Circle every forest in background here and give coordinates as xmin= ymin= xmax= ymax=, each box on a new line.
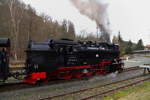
xmin=0 ymin=0 xmax=144 ymax=60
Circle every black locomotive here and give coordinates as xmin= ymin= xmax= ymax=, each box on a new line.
xmin=24 ymin=38 xmax=123 ymax=84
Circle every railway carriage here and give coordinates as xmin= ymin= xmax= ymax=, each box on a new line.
xmin=0 ymin=38 xmax=10 ymax=82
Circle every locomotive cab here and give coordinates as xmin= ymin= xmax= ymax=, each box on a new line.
xmin=0 ymin=38 xmax=10 ymax=81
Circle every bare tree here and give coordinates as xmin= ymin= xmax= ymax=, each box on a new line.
xmin=8 ymin=0 xmax=24 ymax=60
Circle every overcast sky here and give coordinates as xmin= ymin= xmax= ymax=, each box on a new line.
xmin=22 ymin=0 xmax=150 ymax=45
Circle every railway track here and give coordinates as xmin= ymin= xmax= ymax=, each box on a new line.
xmin=0 ymin=66 xmax=143 ymax=93
xmin=123 ymin=66 xmax=142 ymax=72
xmin=40 ymin=69 xmax=149 ymax=100
xmin=0 ymin=75 xmax=95 ymax=93
xmin=80 ymin=77 xmax=150 ymax=100
xmin=0 ymin=78 xmax=85 ymax=92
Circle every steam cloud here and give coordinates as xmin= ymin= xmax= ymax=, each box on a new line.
xmin=71 ymin=0 xmax=110 ymax=42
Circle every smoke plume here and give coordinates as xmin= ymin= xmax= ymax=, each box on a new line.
xmin=71 ymin=0 xmax=110 ymax=42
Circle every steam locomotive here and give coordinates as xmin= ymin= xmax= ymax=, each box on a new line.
xmin=0 ymin=38 xmax=123 ymax=84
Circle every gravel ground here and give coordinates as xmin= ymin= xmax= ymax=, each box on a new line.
xmin=0 ymin=69 xmax=145 ymax=100
xmin=123 ymin=56 xmax=150 ymax=68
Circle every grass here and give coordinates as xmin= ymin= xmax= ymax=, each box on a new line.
xmin=103 ymin=80 xmax=150 ymax=100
